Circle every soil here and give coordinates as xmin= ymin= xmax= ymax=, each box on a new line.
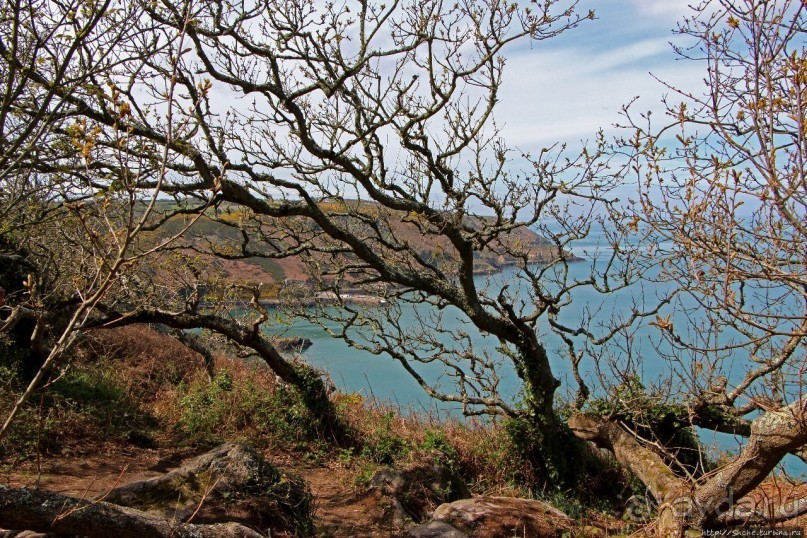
xmin=1 ymin=445 xmax=398 ymax=537
xmin=303 ymin=465 xmax=398 ymax=537
xmin=1 ymin=445 xmax=805 ymax=537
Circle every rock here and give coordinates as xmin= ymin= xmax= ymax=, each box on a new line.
xmin=581 ymin=525 xmax=607 ymax=537
xmin=406 ymin=521 xmax=468 ymax=537
xmin=368 ymin=463 xmax=471 ymax=503
xmin=105 ymin=443 xmax=312 ymax=535
xmin=368 ymin=462 xmax=471 ymax=524
xmin=274 ymin=337 xmax=313 ymax=351
xmin=428 ymin=496 xmax=574 ymax=538
xmin=0 ymin=485 xmax=266 ymax=538
xmin=368 ymin=467 xmax=408 ymax=496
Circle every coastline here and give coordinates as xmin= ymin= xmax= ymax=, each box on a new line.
xmin=260 ymin=293 xmax=388 ymax=308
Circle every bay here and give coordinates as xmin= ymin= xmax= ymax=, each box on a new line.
xmin=262 ymin=228 xmax=806 ymax=477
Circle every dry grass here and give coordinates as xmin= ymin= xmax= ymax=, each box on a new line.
xmin=335 ymin=394 xmax=546 ymax=497
xmin=3 ymin=324 xmax=803 ymax=536
xmin=83 ymin=325 xmax=206 ymax=397
xmin=4 ymin=325 xmax=616 ymax=508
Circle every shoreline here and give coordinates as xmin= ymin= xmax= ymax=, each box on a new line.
xmin=259 ymin=293 xmax=388 ymax=308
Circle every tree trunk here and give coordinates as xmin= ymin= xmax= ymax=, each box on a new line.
xmin=509 ymin=336 xmax=583 ymax=487
xmin=519 ymin=340 xmax=560 ymax=424
xmin=693 ymin=398 xmax=807 ymax=528
xmin=568 ymin=398 xmax=807 ymax=534
xmin=0 ymin=485 xmax=265 ymax=538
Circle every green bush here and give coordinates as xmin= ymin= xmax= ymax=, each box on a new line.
xmin=0 ymin=363 xmax=153 ymax=459
xmin=0 ymin=333 xmax=27 ymax=383
xmin=0 ymin=364 xmax=39 ymax=458
xmin=177 ymin=368 xmax=330 ymax=450
xmin=178 ymin=370 xmax=236 ymax=440
xmin=360 ymin=411 xmax=411 ymax=465
xmin=420 ymin=428 xmax=458 ymax=466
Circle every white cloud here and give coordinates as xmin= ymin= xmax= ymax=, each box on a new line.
xmin=591 ymin=38 xmax=674 ymax=72
xmin=482 ymin=0 xmax=710 ymax=149
xmin=495 ymin=39 xmax=704 ymax=149
xmin=627 ymin=0 xmax=696 ymax=18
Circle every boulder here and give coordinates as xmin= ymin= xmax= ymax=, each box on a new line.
xmin=105 ymin=443 xmax=312 ymax=535
xmin=406 ymin=520 xmax=468 ymax=537
xmin=273 ymin=337 xmax=313 ymax=351
xmin=0 ymin=485 xmax=266 ymax=538
xmin=425 ymin=496 xmax=574 ymax=537
xmin=368 ymin=462 xmax=471 ymax=525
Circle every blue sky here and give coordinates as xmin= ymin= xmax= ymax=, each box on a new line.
xmin=497 ymin=0 xmax=704 ymax=149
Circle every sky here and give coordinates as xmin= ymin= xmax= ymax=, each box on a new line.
xmin=496 ymin=0 xmax=705 ymax=150
xmin=198 ymin=0 xmax=711 ymax=206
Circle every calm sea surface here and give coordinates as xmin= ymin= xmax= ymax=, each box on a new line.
xmin=262 ymin=228 xmax=806 ymax=476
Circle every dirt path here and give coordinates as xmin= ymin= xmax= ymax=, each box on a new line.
xmin=0 ymin=445 xmax=189 ymax=497
xmin=297 ymin=465 xmax=397 ymax=537
xmin=4 ymin=447 xmax=804 ymax=536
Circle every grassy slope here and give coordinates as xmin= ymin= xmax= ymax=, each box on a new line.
xmin=2 ymin=326 xmax=805 ymax=536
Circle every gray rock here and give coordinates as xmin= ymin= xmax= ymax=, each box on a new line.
xmin=368 ymin=461 xmax=471 ymax=528
xmin=368 ymin=462 xmax=471 ymax=503
xmin=368 ymin=466 xmax=408 ymax=496
xmin=105 ymin=443 xmax=311 ymax=533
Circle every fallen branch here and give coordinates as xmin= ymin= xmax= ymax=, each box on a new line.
xmin=569 ymin=398 xmax=807 ymax=534
xmin=718 ymin=497 xmax=807 ymax=527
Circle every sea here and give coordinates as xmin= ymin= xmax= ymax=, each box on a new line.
xmin=261 ymin=225 xmax=807 ymax=477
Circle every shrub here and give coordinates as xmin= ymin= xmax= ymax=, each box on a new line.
xmin=175 ymin=364 xmax=331 ymax=452
xmin=359 ymin=411 xmax=412 ymax=465
xmin=0 ymin=361 xmax=153 ymax=460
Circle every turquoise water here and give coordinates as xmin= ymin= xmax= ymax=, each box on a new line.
xmin=262 ymin=231 xmax=806 ymax=477
xmin=281 ymin=261 xmax=628 ymax=409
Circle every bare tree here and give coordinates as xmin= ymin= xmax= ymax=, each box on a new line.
xmin=0 ymin=0 xmax=220 ymax=439
xmin=0 ymin=0 xmax=367 ymax=446
xmin=569 ymin=1 xmax=807 ymax=534
xmin=4 ymin=0 xmax=660 ymax=483
xmin=76 ymin=0 xmax=656 ymax=478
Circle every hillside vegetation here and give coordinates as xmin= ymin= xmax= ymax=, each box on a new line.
xmin=0 ymin=325 xmax=627 ymax=537
xmin=150 ymin=201 xmax=568 ymax=291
